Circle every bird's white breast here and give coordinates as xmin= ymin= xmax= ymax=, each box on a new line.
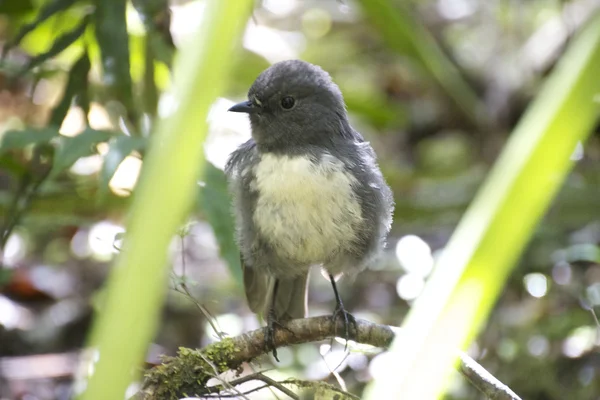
xmin=252 ymin=153 xmax=362 ymax=264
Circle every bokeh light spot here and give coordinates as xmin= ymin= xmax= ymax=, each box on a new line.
xmin=527 ymin=335 xmax=549 ymax=358
xmin=395 ymin=235 xmax=434 ymax=277
xmin=562 ymin=326 xmax=597 ymax=358
xmin=552 ymin=261 xmax=572 ymax=285
xmin=88 ymin=221 xmax=125 ymax=261
xmin=109 ymin=156 xmax=142 ymax=196
xmin=396 ymin=273 xmax=425 ymax=301
xmin=3 ymin=232 xmax=26 ymax=268
xmin=523 ymin=273 xmax=548 ymax=298
xmin=302 ymin=8 xmax=332 ymax=39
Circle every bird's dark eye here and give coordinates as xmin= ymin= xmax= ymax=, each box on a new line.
xmin=280 ymin=96 xmax=295 ymax=109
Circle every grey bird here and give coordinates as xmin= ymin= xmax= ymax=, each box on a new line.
xmin=225 ymin=60 xmax=394 ymax=359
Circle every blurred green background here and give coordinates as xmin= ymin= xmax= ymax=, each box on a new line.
xmin=0 ymin=0 xmax=599 ymax=399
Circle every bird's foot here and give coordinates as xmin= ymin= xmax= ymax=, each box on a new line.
xmin=264 ymin=313 xmax=294 ymax=362
xmin=331 ymin=303 xmax=357 ymax=349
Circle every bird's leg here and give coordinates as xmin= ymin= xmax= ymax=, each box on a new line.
xmin=329 ymin=274 xmax=357 ymax=348
xmin=265 ymin=305 xmax=280 ymax=362
xmin=264 ymin=279 xmax=292 ymax=362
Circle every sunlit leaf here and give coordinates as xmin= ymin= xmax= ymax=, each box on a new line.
xmin=50 ymin=129 xmax=112 ymax=178
xmin=198 ymin=162 xmax=242 ymax=287
xmin=24 ymin=13 xmax=90 ymax=72
xmin=98 ymin=135 xmax=146 ymax=195
xmin=0 ymin=128 xmax=59 ymax=152
xmin=3 ymin=0 xmax=78 ymax=55
xmin=49 ymin=50 xmax=91 ymax=127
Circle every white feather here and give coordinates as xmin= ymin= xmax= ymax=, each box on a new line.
xmin=252 ymin=152 xmax=363 ymax=265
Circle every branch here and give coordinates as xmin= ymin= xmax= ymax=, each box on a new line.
xmin=137 ymin=316 xmax=521 ymax=400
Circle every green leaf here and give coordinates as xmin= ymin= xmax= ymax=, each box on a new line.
xmin=3 ymin=0 xmax=78 ymax=54
xmin=98 ymin=135 xmax=147 ymax=194
xmin=365 ymin=13 xmax=600 ymax=399
xmin=49 ymin=50 xmax=91 ymax=127
xmin=0 ymin=128 xmax=59 ymax=152
xmin=198 ymin=162 xmax=242 ymax=287
xmin=93 ymin=0 xmax=136 ymax=124
xmin=25 ymin=13 xmax=90 ymax=72
xmin=50 ymin=128 xmax=112 ymax=178
xmin=78 ymin=1 xmax=252 ymax=398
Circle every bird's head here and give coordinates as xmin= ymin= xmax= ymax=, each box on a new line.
xmin=229 ymin=60 xmax=350 ymax=150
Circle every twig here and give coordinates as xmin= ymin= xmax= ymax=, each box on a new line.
xmin=138 ymin=316 xmax=522 ymax=400
xmin=218 ymin=372 xmax=299 ymax=400
xmin=197 ymin=351 xmax=250 ymax=400
xmin=1 ymin=147 xmax=51 ymax=252
xmin=457 ymin=351 xmax=522 ymax=400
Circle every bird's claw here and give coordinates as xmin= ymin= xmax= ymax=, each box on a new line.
xmin=332 ymin=304 xmax=357 ymax=349
xmin=264 ymin=315 xmax=294 ymax=362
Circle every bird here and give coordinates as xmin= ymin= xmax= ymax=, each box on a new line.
xmin=225 ymin=60 xmax=394 ymax=359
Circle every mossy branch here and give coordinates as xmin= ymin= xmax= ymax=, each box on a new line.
xmin=137 ymin=316 xmax=521 ymax=400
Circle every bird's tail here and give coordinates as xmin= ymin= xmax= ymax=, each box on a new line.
xmin=243 ymin=266 xmax=309 ymax=321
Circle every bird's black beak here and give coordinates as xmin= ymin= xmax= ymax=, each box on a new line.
xmin=228 ymin=100 xmax=257 ymax=114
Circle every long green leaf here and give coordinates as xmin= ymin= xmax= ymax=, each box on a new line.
xmin=50 ymin=129 xmax=111 ymax=178
xmin=365 ymin=14 xmax=600 ymax=400
xmin=77 ymin=2 xmax=253 ymax=399
xmin=93 ymin=0 xmax=137 ymax=127
xmin=357 ymin=0 xmax=484 ymax=127
xmin=0 ymin=128 xmax=59 ymax=152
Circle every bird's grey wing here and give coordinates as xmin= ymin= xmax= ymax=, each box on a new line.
xmin=224 ymin=138 xmax=257 ymax=177
xmin=226 ymin=139 xmax=268 ymax=312
xmin=241 ymin=254 xmax=271 ymax=314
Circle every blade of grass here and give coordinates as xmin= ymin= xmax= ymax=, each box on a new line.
xmin=357 ymin=0 xmax=485 ymax=128
xmin=365 ymin=13 xmax=600 ymax=400
xmin=77 ymin=2 xmax=252 ymax=400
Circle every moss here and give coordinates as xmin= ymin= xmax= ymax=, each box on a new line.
xmin=142 ymin=339 xmax=241 ymax=399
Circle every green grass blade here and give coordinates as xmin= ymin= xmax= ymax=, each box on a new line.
xmin=365 ymin=13 xmax=600 ymax=400
xmin=77 ymin=2 xmax=252 ymax=399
